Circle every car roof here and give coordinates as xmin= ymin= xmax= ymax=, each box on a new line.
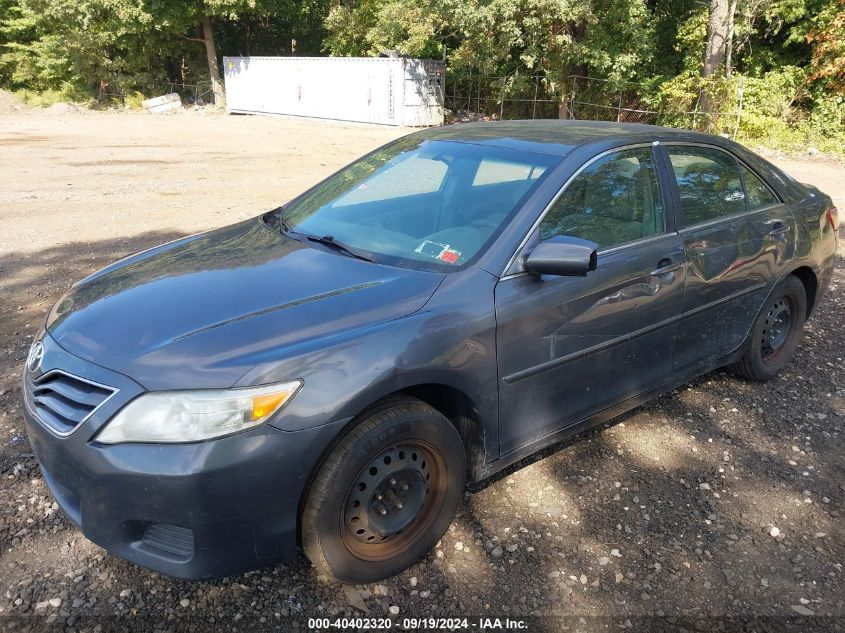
xmin=416 ymin=120 xmax=727 ymax=157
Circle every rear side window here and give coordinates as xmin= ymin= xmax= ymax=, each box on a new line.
xmin=540 ymin=147 xmax=664 ymax=248
xmin=740 ymin=164 xmax=779 ymax=210
xmin=667 ymin=146 xmax=746 ymax=227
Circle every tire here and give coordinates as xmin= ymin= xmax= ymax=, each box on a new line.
xmin=301 ymin=397 xmax=466 ymax=583
xmin=732 ymin=275 xmax=807 ymax=381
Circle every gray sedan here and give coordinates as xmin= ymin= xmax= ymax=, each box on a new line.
xmin=22 ymin=121 xmax=839 ymax=583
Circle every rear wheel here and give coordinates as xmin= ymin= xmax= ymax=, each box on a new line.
xmin=302 ymin=397 xmax=466 ymax=583
xmin=732 ymin=276 xmax=807 ymax=381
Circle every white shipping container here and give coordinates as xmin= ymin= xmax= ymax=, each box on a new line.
xmin=223 ymin=56 xmax=445 ymax=127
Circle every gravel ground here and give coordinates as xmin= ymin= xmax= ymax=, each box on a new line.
xmin=0 ymin=102 xmax=843 ymax=632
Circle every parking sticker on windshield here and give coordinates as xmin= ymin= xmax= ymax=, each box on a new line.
xmin=416 ymin=240 xmax=448 ymax=258
xmin=415 ymin=241 xmax=462 ymax=264
xmin=438 ymin=248 xmax=461 ymax=264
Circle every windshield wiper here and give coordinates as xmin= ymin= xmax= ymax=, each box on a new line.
xmin=268 ymin=211 xmax=375 ymax=263
xmin=266 ymin=209 xmax=295 ymax=236
xmin=280 ymin=218 xmax=297 ymax=236
xmin=302 ymin=233 xmax=376 ymax=263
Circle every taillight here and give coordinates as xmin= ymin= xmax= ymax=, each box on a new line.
xmin=827 ymin=206 xmax=839 ymax=231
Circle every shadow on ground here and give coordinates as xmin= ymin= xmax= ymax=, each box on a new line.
xmin=0 ymin=235 xmax=842 ymax=632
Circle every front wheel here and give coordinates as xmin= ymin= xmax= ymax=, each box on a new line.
xmin=302 ymin=397 xmax=466 ymax=583
xmin=732 ymin=275 xmax=807 ymax=381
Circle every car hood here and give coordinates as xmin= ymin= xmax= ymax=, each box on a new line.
xmin=48 ymin=218 xmax=445 ymax=390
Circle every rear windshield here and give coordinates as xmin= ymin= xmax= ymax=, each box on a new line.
xmin=277 ymin=137 xmax=562 ymax=271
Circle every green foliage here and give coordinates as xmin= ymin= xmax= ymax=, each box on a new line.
xmin=0 ymin=0 xmax=329 ymax=100
xmin=15 ymin=83 xmax=91 ymax=106
xmin=807 ymin=0 xmax=845 ymax=92
xmin=737 ymin=69 xmax=845 ymax=155
xmin=742 ymin=66 xmax=808 ymax=121
xmin=323 ymin=0 xmax=443 ymax=58
xmin=123 ymin=90 xmax=146 ymax=109
xmin=0 ymin=0 xmax=841 ymax=156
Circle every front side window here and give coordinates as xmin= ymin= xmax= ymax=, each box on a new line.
xmin=668 ymin=146 xmax=746 ymax=227
xmin=279 ymin=138 xmax=561 ymax=271
xmin=540 ymin=147 xmax=665 ymax=248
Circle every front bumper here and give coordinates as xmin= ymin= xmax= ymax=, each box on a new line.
xmin=22 ymin=333 xmax=345 ymax=580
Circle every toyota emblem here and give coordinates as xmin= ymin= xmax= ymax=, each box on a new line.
xmin=26 ymin=340 xmax=44 ymax=374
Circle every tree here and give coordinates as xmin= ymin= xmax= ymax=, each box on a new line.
xmin=201 ymin=14 xmax=224 ymax=104
xmin=323 ymin=0 xmax=656 ymax=118
xmin=807 ymin=0 xmax=845 ymax=91
xmin=703 ymin=0 xmax=731 ymax=78
xmin=699 ymin=0 xmax=737 ymax=124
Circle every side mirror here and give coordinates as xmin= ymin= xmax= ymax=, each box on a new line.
xmin=523 ymin=236 xmax=598 ymax=277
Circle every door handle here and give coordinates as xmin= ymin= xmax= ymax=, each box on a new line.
xmin=650 ymin=259 xmax=683 ymax=277
xmin=765 ymin=219 xmax=789 ymax=237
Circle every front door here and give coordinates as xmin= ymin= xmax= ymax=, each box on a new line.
xmin=495 ymin=145 xmax=685 ymax=457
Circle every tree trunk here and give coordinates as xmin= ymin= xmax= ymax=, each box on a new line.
xmin=700 ymin=0 xmax=731 ymax=126
xmin=702 ymin=0 xmax=730 ymax=78
xmin=725 ymin=0 xmax=738 ymax=78
xmin=558 ymin=68 xmax=570 ymax=119
xmin=201 ymin=14 xmax=224 ymax=106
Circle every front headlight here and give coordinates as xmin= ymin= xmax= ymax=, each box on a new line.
xmin=94 ymin=380 xmax=302 ymax=444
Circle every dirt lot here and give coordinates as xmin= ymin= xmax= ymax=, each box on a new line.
xmin=0 ymin=101 xmax=843 ymax=632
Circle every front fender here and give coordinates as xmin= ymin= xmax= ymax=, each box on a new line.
xmin=235 ymin=268 xmax=499 ymax=454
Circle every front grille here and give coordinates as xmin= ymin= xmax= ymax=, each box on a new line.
xmin=25 ymin=370 xmax=117 ymax=436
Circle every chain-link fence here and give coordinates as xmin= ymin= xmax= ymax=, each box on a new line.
xmin=445 ymin=72 xmax=746 ymax=138
xmin=96 ymin=81 xmax=215 ymax=107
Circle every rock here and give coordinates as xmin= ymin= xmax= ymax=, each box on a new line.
xmin=615 ymin=572 xmax=624 ymax=584
xmin=455 ymin=541 xmax=464 ymax=551
xmin=579 ymin=574 xmax=588 ymax=585
xmin=342 ymin=585 xmax=368 ymax=613
xmin=769 ymin=527 xmax=781 ymax=538
xmin=180 ymin=599 xmax=190 ymax=608
xmin=410 ymin=577 xmax=417 ymax=587
xmin=389 ymin=605 xmax=400 ymax=615
xmin=491 ymin=546 xmax=503 ymax=558
xmin=790 ymin=605 xmax=815 ymax=616
xmin=48 ymin=597 xmax=61 ymax=608
xmin=611 ymin=549 xmax=622 ymax=558
xmin=598 ymin=557 xmax=610 ymax=566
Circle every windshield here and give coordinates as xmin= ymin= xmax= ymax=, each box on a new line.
xmin=277 ymin=137 xmax=562 ymax=271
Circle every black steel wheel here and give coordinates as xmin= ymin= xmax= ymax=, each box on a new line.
xmin=341 ymin=442 xmax=445 ymax=560
xmin=760 ymin=295 xmax=795 ymax=365
xmin=301 ymin=397 xmax=466 ymax=583
xmin=732 ymin=275 xmax=807 ymax=381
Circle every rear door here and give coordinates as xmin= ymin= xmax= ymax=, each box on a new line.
xmin=661 ymin=144 xmax=796 ymax=371
xmin=494 ymin=145 xmax=686 ymax=456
